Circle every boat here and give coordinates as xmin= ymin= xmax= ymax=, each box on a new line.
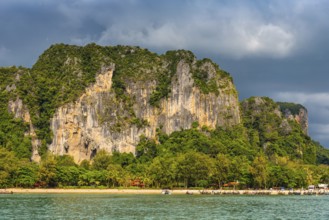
xmin=200 ymin=190 xmax=211 ymax=195
xmin=161 ymin=189 xmax=171 ymax=195
xmin=0 ymin=190 xmax=13 ymax=194
xmin=304 ymin=191 xmax=316 ymax=195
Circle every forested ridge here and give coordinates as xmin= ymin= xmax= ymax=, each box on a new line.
xmin=1 ymin=43 xmax=329 ymax=189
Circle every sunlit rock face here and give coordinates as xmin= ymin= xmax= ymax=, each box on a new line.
xmin=8 ymin=85 xmax=41 ymax=162
xmin=48 ymin=60 xmax=240 ymax=163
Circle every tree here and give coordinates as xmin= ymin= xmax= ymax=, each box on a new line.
xmin=56 ymin=166 xmax=80 ymax=187
xmin=55 ymin=155 xmax=77 ymax=167
xmin=250 ymin=154 xmax=268 ymax=189
xmin=14 ymin=161 xmax=38 ymax=188
xmin=78 ymin=170 xmax=107 ymax=187
xmin=92 ymin=150 xmax=111 ymax=170
xmin=110 ymin=152 xmax=136 ymax=167
xmin=0 ymin=148 xmax=19 ymax=187
xmin=80 ymin=159 xmax=90 ymax=170
xmin=136 ymin=135 xmax=158 ymax=163
xmin=148 ymin=156 xmax=177 ymax=188
xmin=176 ymin=152 xmax=214 ymax=188
xmin=228 ymin=156 xmax=251 ymax=187
xmin=212 ymin=154 xmax=230 ymax=187
xmin=14 ymin=136 xmax=33 ymax=159
xmin=107 ymin=164 xmax=124 ymax=187
xmin=38 ymin=154 xmax=58 ymax=187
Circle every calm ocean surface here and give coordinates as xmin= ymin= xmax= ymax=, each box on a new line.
xmin=1 ymin=194 xmax=329 ymax=219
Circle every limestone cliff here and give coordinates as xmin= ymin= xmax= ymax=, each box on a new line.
xmin=48 ymin=58 xmax=240 ymax=162
xmin=1 ymin=45 xmax=320 ymax=164
xmin=8 ymin=97 xmax=41 ymax=162
xmin=241 ymin=98 xmax=309 ymax=135
xmin=2 ymin=68 xmax=40 ymax=161
xmin=278 ymin=102 xmax=308 ymax=135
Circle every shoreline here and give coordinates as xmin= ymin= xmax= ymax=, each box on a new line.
xmin=4 ymin=188 xmax=163 ymax=194
xmin=3 ymin=188 xmax=329 ymax=195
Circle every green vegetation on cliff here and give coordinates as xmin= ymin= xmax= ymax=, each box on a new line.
xmin=242 ymin=97 xmax=316 ymax=164
xmin=1 ymin=44 xmax=329 ymax=189
xmin=1 ymin=127 xmax=329 ymax=189
xmin=278 ymin=102 xmax=306 ymax=115
xmin=192 ymin=58 xmax=233 ymax=95
xmin=12 ymin=44 xmax=235 ymax=148
xmin=0 ymin=67 xmax=32 ymax=159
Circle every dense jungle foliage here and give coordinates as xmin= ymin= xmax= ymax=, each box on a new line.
xmin=0 ymin=67 xmax=32 ymax=158
xmin=1 ymin=130 xmax=329 ymax=189
xmin=2 ymin=44 xmax=234 ymax=154
xmin=1 ymin=44 xmax=329 ymax=189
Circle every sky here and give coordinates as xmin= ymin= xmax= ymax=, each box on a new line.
xmin=1 ymin=0 xmax=329 ymax=147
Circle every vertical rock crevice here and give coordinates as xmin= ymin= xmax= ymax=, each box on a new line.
xmin=48 ymin=60 xmax=240 ymax=163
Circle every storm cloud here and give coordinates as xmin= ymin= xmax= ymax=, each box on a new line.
xmin=1 ymin=0 xmax=329 ymax=147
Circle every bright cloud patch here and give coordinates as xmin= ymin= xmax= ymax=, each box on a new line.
xmin=98 ymin=23 xmax=186 ymax=49
xmin=274 ymin=92 xmax=329 ymax=106
xmin=60 ymin=0 xmax=298 ymax=59
xmin=244 ymin=24 xmax=294 ymax=57
xmin=96 ymin=20 xmax=295 ymax=59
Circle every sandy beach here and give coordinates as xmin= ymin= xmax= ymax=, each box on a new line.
xmin=4 ymin=188 xmax=327 ymax=195
xmin=5 ymin=188 xmax=165 ymax=194
xmin=3 ymin=188 xmax=238 ymax=195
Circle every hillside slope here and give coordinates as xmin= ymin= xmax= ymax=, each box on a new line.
xmin=1 ymin=43 xmax=328 ymax=165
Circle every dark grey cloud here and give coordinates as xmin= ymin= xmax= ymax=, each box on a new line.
xmin=1 ymin=0 xmax=329 ymax=147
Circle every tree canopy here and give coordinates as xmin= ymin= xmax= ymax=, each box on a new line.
xmin=1 ymin=44 xmax=329 ymax=189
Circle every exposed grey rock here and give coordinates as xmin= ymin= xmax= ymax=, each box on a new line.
xmin=283 ymin=108 xmax=308 ymax=135
xmin=6 ymin=84 xmax=16 ymax=92
xmin=8 ymin=96 xmax=41 ymax=162
xmin=48 ymin=60 xmax=240 ymax=163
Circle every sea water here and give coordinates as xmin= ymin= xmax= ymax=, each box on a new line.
xmin=1 ymin=194 xmax=329 ymax=219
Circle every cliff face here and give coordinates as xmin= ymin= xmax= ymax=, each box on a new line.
xmin=8 ymin=97 xmax=41 ymax=162
xmin=279 ymin=103 xmax=308 ymax=135
xmin=240 ymin=97 xmax=316 ymax=163
xmin=3 ymin=44 xmax=315 ymax=164
xmin=242 ymin=98 xmax=309 ymax=135
xmin=8 ymin=96 xmax=41 ymax=162
xmin=48 ymin=60 xmax=240 ymax=162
